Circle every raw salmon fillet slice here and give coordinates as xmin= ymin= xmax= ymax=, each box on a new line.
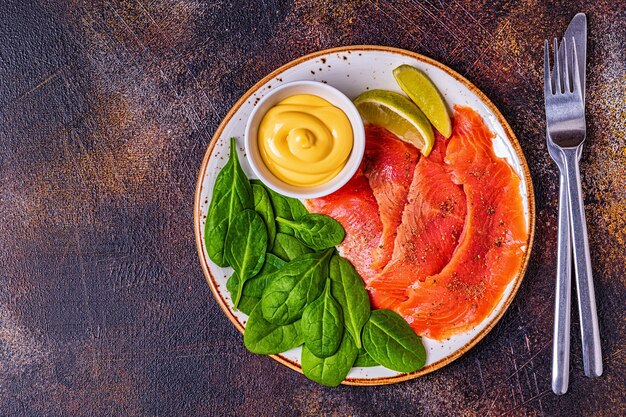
xmin=306 ymin=167 xmax=383 ymax=283
xmin=363 ymin=125 xmax=420 ymax=269
xmin=397 ymin=106 xmax=528 ymax=340
xmin=367 ymin=132 xmax=467 ymax=309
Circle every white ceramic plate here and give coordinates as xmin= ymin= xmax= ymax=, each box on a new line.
xmin=194 ymin=46 xmax=535 ymax=385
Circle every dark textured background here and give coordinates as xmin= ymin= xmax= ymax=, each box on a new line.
xmin=1 ymin=0 xmax=624 ymax=416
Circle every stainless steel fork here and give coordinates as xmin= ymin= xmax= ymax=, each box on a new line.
xmin=547 ymin=132 xmax=572 ymax=395
xmin=544 ymin=37 xmax=602 ymax=379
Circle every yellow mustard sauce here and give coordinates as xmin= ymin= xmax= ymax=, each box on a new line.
xmin=258 ymin=94 xmax=353 ymax=187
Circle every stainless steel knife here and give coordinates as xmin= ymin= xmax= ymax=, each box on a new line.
xmin=560 ymin=13 xmax=601 ymax=380
xmin=556 ymin=12 xmax=602 ymax=380
xmin=562 ymin=13 xmax=586 ymax=101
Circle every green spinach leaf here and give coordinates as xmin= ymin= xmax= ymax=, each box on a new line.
xmin=252 ymin=184 xmax=276 ymax=249
xmin=238 ymin=295 xmax=260 ymax=315
xmin=206 ymin=137 xmax=253 ymax=266
xmin=329 ymin=256 xmax=370 ymax=349
xmin=302 ymin=279 xmax=344 ymax=358
xmin=244 ymin=304 xmax=303 ymax=355
xmin=243 ymin=254 xmax=285 ymax=297
xmin=362 ymin=309 xmax=426 ymax=373
xmin=251 ymin=180 xmax=308 ymax=234
xmin=301 ymin=333 xmax=358 ymax=387
xmin=354 ymin=347 xmax=379 ymax=367
xmin=227 ymin=254 xmax=285 ymax=299
xmin=261 ymin=249 xmax=333 ymax=325
xmin=272 ymin=233 xmax=313 ymax=262
xmin=226 ymin=273 xmax=238 ymax=295
xmin=276 ymin=214 xmax=345 ymax=250
xmin=226 ymin=274 xmax=259 ymax=315
xmin=225 ymin=210 xmax=267 ymax=308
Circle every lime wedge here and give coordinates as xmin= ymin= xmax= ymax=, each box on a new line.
xmin=354 ymin=89 xmax=434 ymax=156
xmin=393 ymin=64 xmax=452 ymax=138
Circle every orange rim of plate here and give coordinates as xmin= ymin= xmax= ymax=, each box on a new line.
xmin=193 ymin=45 xmax=536 ymax=386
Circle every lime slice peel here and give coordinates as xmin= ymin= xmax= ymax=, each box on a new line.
xmin=393 ymin=64 xmax=452 ymax=138
xmin=354 ymin=89 xmax=434 ymax=156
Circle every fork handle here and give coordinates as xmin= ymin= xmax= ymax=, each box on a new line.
xmin=561 ymin=147 xmax=603 ymax=378
xmin=552 ymin=168 xmax=572 ymax=394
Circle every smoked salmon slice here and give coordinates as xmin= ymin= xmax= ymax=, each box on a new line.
xmin=397 ymin=106 xmax=528 ymax=340
xmin=306 ymin=167 xmax=383 ymax=283
xmin=363 ymin=126 xmax=420 ymax=269
xmin=367 ymin=131 xmax=467 ymax=310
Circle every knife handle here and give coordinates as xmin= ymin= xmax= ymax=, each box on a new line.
xmin=552 ymin=169 xmax=572 ymax=394
xmin=562 ymin=147 xmax=603 ymax=378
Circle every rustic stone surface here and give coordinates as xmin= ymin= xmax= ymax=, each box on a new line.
xmin=1 ymin=1 xmax=624 ymax=416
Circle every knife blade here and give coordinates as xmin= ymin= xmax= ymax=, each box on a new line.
xmin=560 ymin=13 xmax=587 ymax=102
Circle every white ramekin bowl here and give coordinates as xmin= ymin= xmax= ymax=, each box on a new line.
xmin=244 ymin=80 xmax=365 ymax=199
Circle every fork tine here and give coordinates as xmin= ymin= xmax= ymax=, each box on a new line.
xmin=553 ymin=38 xmax=561 ymax=94
xmin=557 ymin=38 xmax=565 ymax=89
xmin=544 ymin=39 xmax=552 ymax=96
xmin=562 ymin=37 xmax=571 ymax=93
xmin=571 ymin=37 xmax=582 ymax=97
